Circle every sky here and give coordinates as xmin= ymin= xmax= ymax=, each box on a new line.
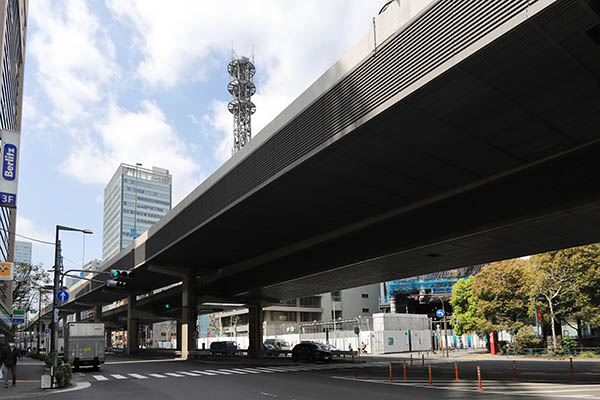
xmin=16 ymin=0 xmax=383 ymax=272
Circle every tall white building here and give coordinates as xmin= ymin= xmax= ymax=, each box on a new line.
xmin=102 ymin=164 xmax=172 ymax=260
xmin=13 ymin=240 xmax=31 ymax=264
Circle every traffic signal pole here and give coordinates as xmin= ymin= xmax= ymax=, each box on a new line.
xmin=429 ymin=294 xmax=449 ymax=358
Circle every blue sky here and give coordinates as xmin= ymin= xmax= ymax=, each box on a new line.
xmin=17 ymin=0 xmax=382 ymax=271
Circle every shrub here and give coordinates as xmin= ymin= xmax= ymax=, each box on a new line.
xmin=560 ymin=335 xmax=577 ymax=355
xmin=513 ymin=326 xmax=544 ymax=353
xmin=577 ymin=350 xmax=600 ymax=359
xmin=54 ymin=364 xmax=72 ymax=388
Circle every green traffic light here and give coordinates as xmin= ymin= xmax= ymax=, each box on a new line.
xmin=165 ymin=304 xmax=170 ymax=309
xmin=112 ymin=270 xmax=119 ymax=277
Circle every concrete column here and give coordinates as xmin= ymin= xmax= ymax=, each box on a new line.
xmin=176 ymin=321 xmax=182 ymax=351
xmin=74 ymin=311 xmax=82 ymax=322
xmin=247 ymin=305 xmax=263 ymax=358
xmin=105 ymin=329 xmax=112 ymax=350
xmin=181 ymin=274 xmax=197 ymax=359
xmin=94 ymin=305 xmax=102 ymax=322
xmin=127 ymin=295 xmax=139 ymax=355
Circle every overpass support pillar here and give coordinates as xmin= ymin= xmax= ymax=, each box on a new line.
xmin=127 ymin=295 xmax=139 ymax=355
xmin=248 ymin=305 xmax=263 ymax=358
xmin=94 ymin=304 xmax=102 ymax=322
xmin=106 ymin=329 xmax=112 ymax=350
xmin=181 ymin=274 xmax=197 ymax=360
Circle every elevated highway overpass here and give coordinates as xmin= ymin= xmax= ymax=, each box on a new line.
xmin=28 ymin=0 xmax=600 ymax=357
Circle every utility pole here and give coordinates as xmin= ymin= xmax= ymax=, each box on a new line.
xmin=429 ymin=293 xmax=449 ymax=358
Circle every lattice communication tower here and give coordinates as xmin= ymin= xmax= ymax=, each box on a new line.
xmin=228 ymin=51 xmax=256 ymax=154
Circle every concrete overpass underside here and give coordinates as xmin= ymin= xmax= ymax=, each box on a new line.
xmin=31 ymin=0 xmax=600 ymax=357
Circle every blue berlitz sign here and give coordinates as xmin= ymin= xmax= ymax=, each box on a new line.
xmin=57 ymin=290 xmax=69 ymax=303
xmin=0 ymin=130 xmax=20 ymax=208
xmin=2 ymin=143 xmax=16 ymax=181
xmin=436 ymin=309 xmax=445 ymax=318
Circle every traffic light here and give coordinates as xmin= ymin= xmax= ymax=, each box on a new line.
xmin=106 ymin=279 xmax=127 ymax=288
xmin=164 ymin=303 xmax=170 ymax=310
xmin=111 ymin=269 xmax=134 ymax=278
xmin=418 ymin=289 xmax=428 ymax=304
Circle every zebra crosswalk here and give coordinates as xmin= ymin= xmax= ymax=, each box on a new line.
xmin=90 ymin=363 xmax=364 ymax=382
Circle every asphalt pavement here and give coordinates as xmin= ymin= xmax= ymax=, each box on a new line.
xmin=3 ymin=354 xmax=600 ymax=400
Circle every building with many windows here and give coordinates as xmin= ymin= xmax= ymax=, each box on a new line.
xmin=102 ymin=164 xmax=172 ymax=260
xmin=0 ymin=0 xmax=27 ymax=341
xmin=13 ymin=240 xmax=31 ymax=264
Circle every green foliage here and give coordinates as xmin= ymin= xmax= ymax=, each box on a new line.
xmin=450 ymin=277 xmax=480 ymax=335
xmin=560 ymin=335 xmax=577 ymax=355
xmin=513 ymin=326 xmax=544 ymax=353
xmin=577 ymin=351 xmax=600 ymax=359
xmin=54 ymin=364 xmax=73 ymax=388
xmin=470 ymin=259 xmax=530 ymax=334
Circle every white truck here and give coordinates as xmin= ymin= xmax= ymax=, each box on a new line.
xmin=64 ymin=322 xmax=105 ymax=371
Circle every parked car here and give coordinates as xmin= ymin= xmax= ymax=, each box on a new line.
xmin=209 ymin=341 xmax=238 ymax=355
xmin=263 ymin=343 xmax=280 ymax=357
xmin=291 ymin=342 xmax=332 ymax=362
xmin=264 ymin=339 xmax=291 ymax=351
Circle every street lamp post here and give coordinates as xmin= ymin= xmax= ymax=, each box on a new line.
xmin=429 ymin=293 xmax=449 ymax=359
xmin=51 ymin=225 xmax=92 ymax=388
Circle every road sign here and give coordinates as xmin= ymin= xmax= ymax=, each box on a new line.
xmin=353 ymin=326 xmax=360 ymax=335
xmin=12 ymin=309 xmax=24 ymax=323
xmin=44 ymin=328 xmax=51 ymax=335
xmin=130 ymin=228 xmax=137 ymax=238
xmin=436 ymin=309 xmax=445 ymax=318
xmin=57 ymin=290 xmax=69 ymax=303
xmin=0 ymin=262 xmax=13 ymax=280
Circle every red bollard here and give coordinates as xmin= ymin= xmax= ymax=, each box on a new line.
xmin=477 ymin=365 xmax=483 ymax=391
xmin=428 ymin=364 xmax=432 ymax=386
xmin=410 ymin=354 xmax=413 ymax=367
xmin=513 ymin=360 xmax=517 ymax=380
xmin=422 ymin=354 xmax=425 ymax=368
xmin=403 ymin=361 xmax=407 ymax=380
xmin=389 ymin=363 xmax=393 ymax=382
xmin=570 ymin=357 xmax=574 ymax=375
xmin=454 ymin=361 xmax=459 ymax=380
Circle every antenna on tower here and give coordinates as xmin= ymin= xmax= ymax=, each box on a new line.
xmin=228 ymin=49 xmax=256 ymax=155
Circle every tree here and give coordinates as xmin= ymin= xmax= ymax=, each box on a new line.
xmin=470 ymin=259 xmax=531 ymax=334
xmin=12 ymin=262 xmax=51 ymax=311
xmin=529 ymin=244 xmax=600 ymax=349
xmin=450 ymin=277 xmax=480 ymax=335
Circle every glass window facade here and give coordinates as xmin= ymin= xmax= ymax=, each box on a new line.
xmin=0 ymin=0 xmax=25 ymax=331
xmin=102 ymin=164 xmax=172 ymax=260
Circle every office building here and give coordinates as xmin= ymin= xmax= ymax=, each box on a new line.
xmin=13 ymin=240 xmax=31 ymax=264
xmin=0 ymin=0 xmax=27 ymax=340
xmin=102 ymin=164 xmax=172 ymax=260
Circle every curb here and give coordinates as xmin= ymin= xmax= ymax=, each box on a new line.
xmin=1 ymin=381 xmax=91 ymax=399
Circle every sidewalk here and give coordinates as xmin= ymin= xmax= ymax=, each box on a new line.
xmin=1 ymin=359 xmax=44 ymax=399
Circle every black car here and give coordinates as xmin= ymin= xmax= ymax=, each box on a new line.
xmin=291 ymin=342 xmax=332 ymax=362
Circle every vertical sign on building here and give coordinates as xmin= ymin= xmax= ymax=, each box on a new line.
xmin=0 ymin=262 xmax=13 ymax=280
xmin=0 ymin=130 xmax=20 ymax=207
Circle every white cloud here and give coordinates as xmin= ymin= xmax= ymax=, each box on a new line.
xmin=29 ymin=0 xmax=118 ymax=123
xmin=16 ymin=215 xmax=54 ymax=244
xmin=61 ymin=100 xmax=202 ymax=203
xmin=107 ymin=0 xmax=381 ymax=156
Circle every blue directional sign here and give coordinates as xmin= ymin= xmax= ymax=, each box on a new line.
xmin=436 ymin=309 xmax=445 ymax=318
xmin=57 ymin=290 xmax=69 ymax=303
xmin=44 ymin=328 xmax=51 ymax=335
xmin=130 ymin=228 xmax=137 ymax=238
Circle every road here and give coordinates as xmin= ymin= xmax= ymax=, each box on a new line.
xmin=7 ymin=354 xmax=600 ymax=400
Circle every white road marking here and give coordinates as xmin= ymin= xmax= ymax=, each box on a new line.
xmin=177 ymin=371 xmax=201 ymax=377
xmin=254 ymin=367 xmax=286 ymax=373
xmin=233 ymin=368 xmax=262 ymax=374
xmin=192 ymin=370 xmax=218 ymax=376
xmin=164 ymin=372 xmax=185 ymax=377
xmin=148 ymin=373 xmax=167 ymax=378
xmin=206 ymin=370 xmax=232 ymax=375
xmin=110 ymin=374 xmax=127 ymax=380
xmin=92 ymin=375 xmax=108 ymax=381
xmin=218 ymin=369 xmax=247 ymax=374
xmin=128 ymin=373 xmax=148 ymax=379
